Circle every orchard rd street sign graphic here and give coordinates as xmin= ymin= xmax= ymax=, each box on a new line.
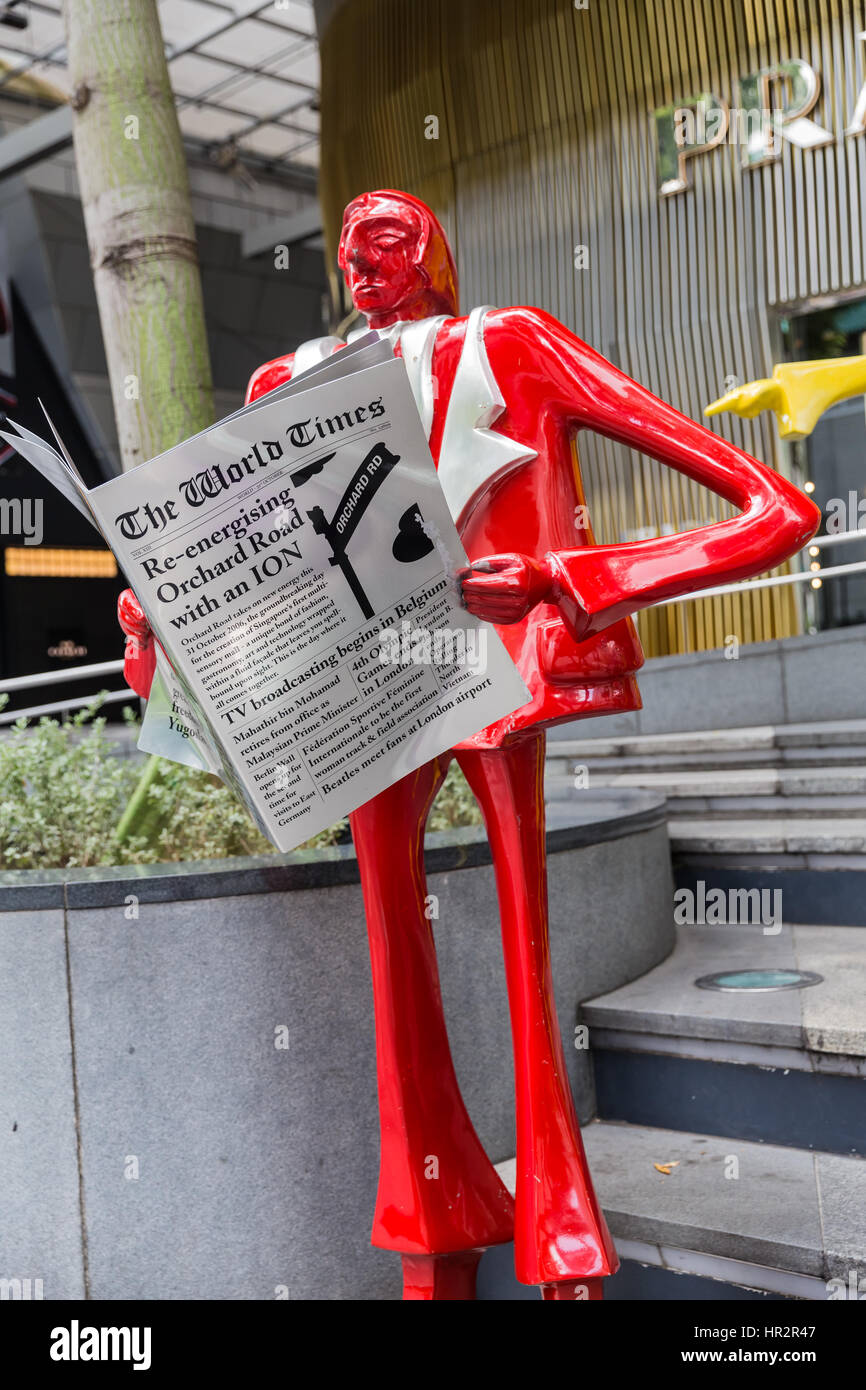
xmin=654 ymin=37 xmax=866 ymax=195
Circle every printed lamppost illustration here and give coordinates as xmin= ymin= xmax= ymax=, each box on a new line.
xmin=119 ymin=190 xmax=819 ymax=1301
xmin=306 ymin=439 xmax=403 ymax=619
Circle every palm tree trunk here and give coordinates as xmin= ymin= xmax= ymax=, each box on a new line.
xmin=63 ymin=0 xmax=213 ymax=470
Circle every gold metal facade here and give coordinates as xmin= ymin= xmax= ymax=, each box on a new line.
xmin=318 ymin=0 xmax=866 ymax=655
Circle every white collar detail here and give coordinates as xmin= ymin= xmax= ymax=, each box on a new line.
xmin=303 ymin=309 xmax=538 ymax=528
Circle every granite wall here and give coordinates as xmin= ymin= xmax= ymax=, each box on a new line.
xmin=0 ymin=797 xmax=672 ymax=1300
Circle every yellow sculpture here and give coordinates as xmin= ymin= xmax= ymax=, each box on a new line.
xmin=705 ymin=356 xmax=866 ymax=439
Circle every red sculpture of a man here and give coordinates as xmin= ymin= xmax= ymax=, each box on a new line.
xmin=120 ymin=190 xmax=818 ymax=1301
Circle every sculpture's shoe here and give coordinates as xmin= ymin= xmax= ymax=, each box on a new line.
xmin=540 ymin=1278 xmax=604 ymax=1301
xmin=401 ymin=1251 xmax=484 ymax=1301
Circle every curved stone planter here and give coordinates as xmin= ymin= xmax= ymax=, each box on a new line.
xmin=0 ymin=792 xmax=672 ymax=1301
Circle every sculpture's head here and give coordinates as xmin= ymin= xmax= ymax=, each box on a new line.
xmin=338 ymin=189 xmax=458 ymax=328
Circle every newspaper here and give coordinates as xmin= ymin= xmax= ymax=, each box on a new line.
xmin=1 ymin=336 xmax=529 ymax=851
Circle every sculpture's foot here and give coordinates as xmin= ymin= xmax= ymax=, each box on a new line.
xmin=401 ymin=1250 xmax=485 ymax=1301
xmin=540 ymin=1278 xmax=605 ymax=1301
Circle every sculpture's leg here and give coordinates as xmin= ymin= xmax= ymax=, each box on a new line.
xmin=457 ymin=728 xmax=618 ymax=1292
xmin=350 ymin=755 xmax=514 ymax=1300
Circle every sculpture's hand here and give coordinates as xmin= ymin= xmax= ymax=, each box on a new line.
xmin=457 ymin=553 xmax=556 ymax=624
xmin=118 ymin=588 xmax=151 ymax=643
xmin=705 ymin=377 xmax=789 ymax=424
xmin=707 ymin=358 xmax=866 ymax=440
xmin=118 ymin=588 xmax=157 ymax=699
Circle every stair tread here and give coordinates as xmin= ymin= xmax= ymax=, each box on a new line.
xmin=668 ymin=817 xmax=866 ymax=852
xmin=552 ymin=717 xmax=866 ymax=760
xmin=551 ymin=748 xmax=866 ymax=773
xmin=664 ymin=797 xmax=866 ymax=818
xmin=496 ymin=1120 xmax=866 ymax=1284
xmin=591 ymin=767 xmax=866 ymax=790
xmin=582 ymin=924 xmax=866 ymax=1058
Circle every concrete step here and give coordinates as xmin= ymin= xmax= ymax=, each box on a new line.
xmin=669 ymin=817 xmax=866 ymax=856
xmin=669 ymin=817 xmax=866 ymax=923
xmin=673 ymin=863 xmax=866 ymax=927
xmin=548 ymin=746 xmax=866 ymax=779
xmin=591 ymin=767 xmax=866 ymax=797
xmin=547 ymin=721 xmax=866 ymax=922
xmin=582 ymin=924 xmax=866 ymax=1154
xmin=482 ymin=1121 xmax=866 ymax=1300
xmin=665 ymin=797 xmax=866 ymax=819
xmin=554 ymin=766 xmax=866 ymax=819
xmin=550 ymin=718 xmax=866 ymax=761
xmin=547 ymin=720 xmax=866 ymax=787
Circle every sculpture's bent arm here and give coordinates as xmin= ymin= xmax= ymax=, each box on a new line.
xmin=491 ymin=309 xmax=821 ymax=641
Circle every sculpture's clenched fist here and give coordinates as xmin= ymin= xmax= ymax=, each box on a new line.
xmin=457 ymin=553 xmax=557 ymax=625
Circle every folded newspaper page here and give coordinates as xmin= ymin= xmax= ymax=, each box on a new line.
xmin=1 ymin=336 xmax=529 ymax=851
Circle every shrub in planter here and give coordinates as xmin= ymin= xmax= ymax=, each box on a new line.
xmin=0 ymin=696 xmax=480 ymax=869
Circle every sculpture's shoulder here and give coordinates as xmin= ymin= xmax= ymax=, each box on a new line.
xmin=245 ymin=351 xmax=296 ymax=404
xmin=475 ymin=306 xmax=595 ymax=380
xmin=430 ymin=305 xmax=575 ymax=361
xmin=484 ymin=304 xmax=554 ymax=332
xmin=245 ymin=335 xmax=345 ymax=403
xmin=436 ymin=304 xmax=551 ymax=339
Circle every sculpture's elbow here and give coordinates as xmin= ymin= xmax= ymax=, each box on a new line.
xmin=783 ymin=488 xmax=822 ymax=553
xmin=757 ymin=487 xmax=821 ymax=571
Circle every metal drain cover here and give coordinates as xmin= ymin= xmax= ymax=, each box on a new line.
xmin=695 ymin=968 xmax=824 ymax=993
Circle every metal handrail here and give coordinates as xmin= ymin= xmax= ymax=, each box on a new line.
xmin=663 ymin=556 xmax=866 ymax=606
xmin=804 ymin=527 xmax=866 ymax=549
xmin=0 ymin=658 xmax=124 ymax=693
xmin=0 ymin=687 xmax=137 ymax=726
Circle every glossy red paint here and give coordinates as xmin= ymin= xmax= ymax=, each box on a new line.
xmin=456 ymin=729 xmax=618 ymax=1282
xmin=455 ymin=304 xmax=819 ymax=641
xmin=401 ymin=1251 xmax=485 ymax=1301
xmin=339 ymin=189 xmax=458 ymax=327
xmin=541 ymin=1278 xmax=605 ymax=1301
xmin=119 ymin=189 xmax=820 ymax=1301
xmin=118 ymin=587 xmax=156 ymax=699
xmin=350 ymin=753 xmax=515 ymax=1259
xmin=244 ymin=352 xmax=298 ymax=405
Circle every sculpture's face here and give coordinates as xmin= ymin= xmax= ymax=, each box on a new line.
xmin=340 ymin=209 xmax=426 ymax=318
